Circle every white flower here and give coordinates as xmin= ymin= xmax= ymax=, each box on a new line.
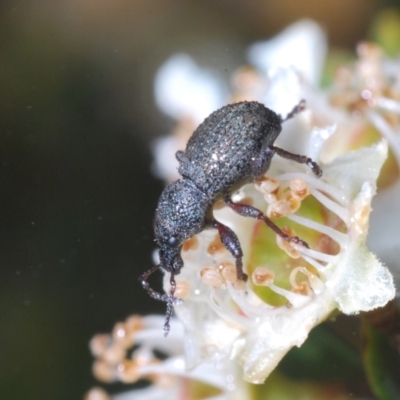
xmin=247 ymin=19 xmax=327 ymax=87
xmin=150 ymin=19 xmax=397 ymax=385
xmin=167 ymin=138 xmax=394 ymax=384
xmin=152 ymin=54 xmax=227 ymax=182
xmin=154 ymin=53 xmax=227 ymax=124
xmin=89 ymin=19 xmax=400 ymax=399
xmin=86 ymin=315 xmax=246 ymax=400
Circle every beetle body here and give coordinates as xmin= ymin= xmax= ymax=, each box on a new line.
xmin=141 ymin=100 xmax=322 ymax=335
xmin=180 ymin=101 xmax=282 ymax=195
xmin=155 ymin=102 xmax=281 ymax=271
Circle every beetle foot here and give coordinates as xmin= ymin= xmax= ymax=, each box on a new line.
xmin=172 ymin=296 xmax=183 ymax=305
xmin=237 ymin=271 xmax=249 ymax=282
xmin=282 ymin=99 xmax=306 ymax=122
xmin=307 ymin=159 xmax=323 ymax=178
xmin=285 ymin=235 xmax=309 ymax=249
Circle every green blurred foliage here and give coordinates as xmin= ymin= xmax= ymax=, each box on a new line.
xmin=363 ymin=322 xmax=400 ymax=400
xmin=369 ymin=8 xmax=400 ymax=57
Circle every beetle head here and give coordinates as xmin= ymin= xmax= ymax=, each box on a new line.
xmin=158 ymin=243 xmax=184 ymax=275
xmin=154 ymin=179 xmax=210 ymax=274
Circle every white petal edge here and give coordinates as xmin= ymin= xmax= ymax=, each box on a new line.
xmin=247 ymin=19 xmax=327 ymax=87
xmin=154 ymin=53 xmax=226 ymax=123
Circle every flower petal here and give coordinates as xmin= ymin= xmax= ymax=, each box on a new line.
xmin=247 ymin=19 xmax=327 ymax=86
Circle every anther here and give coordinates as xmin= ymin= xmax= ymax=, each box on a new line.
xmin=276 ymin=226 xmax=302 ymax=258
xmin=201 ymin=266 xmax=224 ymax=288
xmin=252 ymin=266 xmax=275 ymax=286
xmin=289 ymin=179 xmax=310 ymax=200
xmin=220 ymin=261 xmax=238 ymax=283
xmin=174 ymin=280 xmax=191 ymax=299
xmin=92 ymin=359 xmax=115 ymax=383
xmin=182 ymin=236 xmax=199 ymax=252
xmin=116 ymin=360 xmax=140 ymax=383
xmin=255 ymin=176 xmax=280 ymax=195
xmin=84 ymin=387 xmax=110 ymax=400
xmin=267 ymin=199 xmax=292 ymax=219
xmin=89 ymin=334 xmax=111 ymax=358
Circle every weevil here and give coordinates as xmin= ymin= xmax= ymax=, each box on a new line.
xmin=140 ymin=100 xmax=322 ymax=335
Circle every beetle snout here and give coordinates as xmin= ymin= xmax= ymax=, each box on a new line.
xmin=159 ymin=246 xmax=184 ymax=275
xmin=171 ymin=254 xmax=183 ymax=274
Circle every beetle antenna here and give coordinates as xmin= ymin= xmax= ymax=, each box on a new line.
xmin=281 ymin=99 xmax=306 ymax=122
xmin=139 ymin=264 xmax=169 ymax=302
xmin=139 ymin=264 xmax=181 ymax=336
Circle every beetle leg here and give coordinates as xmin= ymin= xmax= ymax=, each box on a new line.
xmin=223 ymin=193 xmax=310 ymax=248
xmin=268 ymin=146 xmax=323 ymax=177
xmin=211 ymin=219 xmax=248 ymax=282
xmin=281 ymin=99 xmax=306 ymax=122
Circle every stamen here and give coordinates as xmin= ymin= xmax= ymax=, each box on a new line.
xmin=210 ymin=289 xmax=253 ymax=326
xmin=300 ymin=254 xmax=329 ymax=273
xmin=285 ymin=193 xmax=301 ymax=213
xmin=219 ymin=261 xmax=238 ymax=283
xmin=278 ymin=173 xmax=349 ymax=207
xmin=224 ymin=284 xmax=274 ymax=317
xmin=133 ymin=348 xmax=154 ymax=367
xmin=255 ymin=176 xmax=280 ymax=194
xmin=297 ymin=246 xmax=338 ymax=264
xmin=292 ymin=281 xmax=312 ymax=296
xmin=367 ymin=110 xmax=400 ymax=167
xmin=201 ymin=266 xmax=224 ymax=288
xmin=112 ymin=322 xmax=133 ymax=348
xmin=251 ymin=266 xmax=274 ymax=286
xmin=264 ymin=187 xmax=283 ymax=204
xmin=182 ymin=236 xmax=199 ymax=252
xmin=289 ymin=266 xmax=324 ymax=295
xmin=92 ymin=359 xmax=115 ymax=383
xmin=289 ymin=178 xmax=310 ymax=199
xmin=125 ymin=315 xmax=144 ymax=335
xmin=377 ymin=97 xmax=400 ymax=114
xmin=152 ymin=372 xmax=175 ymax=388
xmin=266 ymin=199 xmax=292 ymax=219
xmin=207 ymin=233 xmax=229 ymax=257
xmin=268 ymin=282 xmax=311 ymax=307
xmin=89 ymin=334 xmax=111 ymax=358
xmin=116 ymin=360 xmax=140 ymax=383
xmin=310 ymin=189 xmax=350 ymax=225
xmin=84 ymin=387 xmax=110 ymax=400
xmin=276 ymin=226 xmax=301 ymax=258
xmin=102 ymin=343 xmax=125 ymax=365
xmin=288 ymin=214 xmax=347 ymax=245
xmin=232 ymin=279 xmax=247 ymax=290
xmin=174 ymin=280 xmax=191 ymax=299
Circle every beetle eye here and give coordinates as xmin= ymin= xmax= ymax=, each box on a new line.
xmin=167 ymin=236 xmax=179 ymax=247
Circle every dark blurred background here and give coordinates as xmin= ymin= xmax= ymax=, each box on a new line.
xmin=0 ymin=1 xmax=398 ymax=399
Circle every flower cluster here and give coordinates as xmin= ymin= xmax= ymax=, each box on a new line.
xmin=88 ymin=20 xmax=398 ymax=399
xmin=169 ymin=138 xmax=393 ymax=383
xmin=86 ymin=315 xmax=244 ymax=400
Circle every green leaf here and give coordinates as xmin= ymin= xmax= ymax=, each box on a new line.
xmin=362 ymin=322 xmax=400 ymax=400
xmin=249 ymin=369 xmax=353 ymax=400
xmin=278 ymin=323 xmax=365 ymax=386
xmin=369 ymin=8 xmax=400 ymax=58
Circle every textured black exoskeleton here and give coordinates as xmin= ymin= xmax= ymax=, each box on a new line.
xmin=140 ymin=100 xmax=322 ymax=335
